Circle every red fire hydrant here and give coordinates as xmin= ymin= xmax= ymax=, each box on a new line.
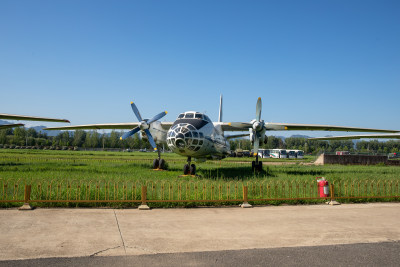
xmin=316 ymin=177 xmax=330 ymax=198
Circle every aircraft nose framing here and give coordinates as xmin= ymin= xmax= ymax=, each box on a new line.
xmin=167 ymin=123 xmax=204 ymax=152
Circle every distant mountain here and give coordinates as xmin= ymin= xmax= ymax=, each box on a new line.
xmin=31 ymin=126 xmax=61 ymax=137
xmin=0 ymin=120 xmax=61 ymax=136
xmin=0 ymin=119 xmax=11 ymax=125
xmin=289 ymin=135 xmax=311 ymax=139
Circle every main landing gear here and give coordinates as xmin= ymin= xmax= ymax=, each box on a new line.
xmin=183 ymin=156 xmax=196 ymax=175
xmin=152 ymin=147 xmax=167 ymax=170
xmin=252 ymin=154 xmax=263 ymax=172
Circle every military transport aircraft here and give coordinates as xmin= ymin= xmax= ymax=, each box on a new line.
xmin=0 ymin=113 xmax=70 ymax=129
xmin=308 ymin=133 xmax=400 ymax=140
xmin=45 ymin=96 xmax=399 ymax=174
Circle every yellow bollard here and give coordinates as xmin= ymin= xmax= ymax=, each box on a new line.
xmin=241 ymin=186 xmax=252 ymax=208
xmin=327 ymin=184 xmax=340 ymax=205
xmin=19 ymin=185 xmax=33 ymax=210
xmin=138 ymin=186 xmax=150 ymax=210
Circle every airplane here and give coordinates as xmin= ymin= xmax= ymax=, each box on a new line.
xmin=308 ymin=133 xmax=400 ymax=141
xmin=44 ymin=96 xmax=400 ymax=175
xmin=0 ymin=114 xmax=70 ymax=129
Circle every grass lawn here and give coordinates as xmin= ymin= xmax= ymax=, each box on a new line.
xmin=1 ymin=149 xmax=399 ymax=207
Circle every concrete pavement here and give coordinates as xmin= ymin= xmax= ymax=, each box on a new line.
xmin=1 ymin=203 xmax=400 ymax=261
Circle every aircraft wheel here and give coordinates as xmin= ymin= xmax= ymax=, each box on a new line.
xmin=158 ymin=159 xmax=166 ymax=170
xmin=190 ymin=164 xmax=196 ymax=175
xmin=153 ymin=158 xmax=160 ymax=169
xmin=257 ymin=161 xmax=263 ymax=171
xmin=183 ymin=164 xmax=190 ymax=175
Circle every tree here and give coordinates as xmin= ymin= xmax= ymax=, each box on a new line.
xmin=109 ymin=130 xmax=120 ymax=148
xmin=13 ymin=127 xmax=26 ymax=145
xmin=0 ymin=129 xmax=7 ymax=144
xmin=73 ymin=130 xmax=86 ymax=147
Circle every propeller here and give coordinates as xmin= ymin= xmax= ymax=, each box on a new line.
xmin=120 ymin=101 xmax=167 ymax=151
xmin=251 ymin=97 xmax=265 ymax=156
xmin=229 ymin=97 xmax=266 ymax=156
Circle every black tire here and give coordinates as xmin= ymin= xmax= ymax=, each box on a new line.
xmin=190 ymin=164 xmax=196 ymax=175
xmin=153 ymin=158 xmax=159 ymax=169
xmin=251 ymin=161 xmax=255 ymax=172
xmin=183 ymin=164 xmax=190 ymax=175
xmin=159 ymin=159 xmax=166 ymax=170
xmin=257 ymin=161 xmax=263 ymax=171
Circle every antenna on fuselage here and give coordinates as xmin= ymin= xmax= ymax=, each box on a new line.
xmin=218 ymin=94 xmax=223 ymax=122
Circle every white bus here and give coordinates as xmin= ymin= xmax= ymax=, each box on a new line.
xmin=269 ymin=149 xmax=287 ymax=158
xmin=258 ymin=149 xmax=270 ymax=158
xmin=294 ymin=150 xmax=304 ymax=159
xmin=287 ymin=150 xmax=304 ymax=159
xmin=287 ymin=150 xmax=297 ymax=158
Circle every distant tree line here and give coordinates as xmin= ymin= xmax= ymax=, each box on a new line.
xmin=0 ymin=128 xmax=152 ymax=150
xmin=228 ymin=136 xmax=400 ymax=154
xmin=1 ymin=128 xmax=400 ymax=154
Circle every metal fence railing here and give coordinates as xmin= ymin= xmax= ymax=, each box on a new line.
xmin=1 ymin=179 xmax=399 ymax=208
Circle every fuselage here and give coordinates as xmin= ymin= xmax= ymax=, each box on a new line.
xmin=165 ymin=111 xmax=230 ymax=160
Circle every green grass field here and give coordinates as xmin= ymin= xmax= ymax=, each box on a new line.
xmin=1 ymin=149 xmax=399 ymax=208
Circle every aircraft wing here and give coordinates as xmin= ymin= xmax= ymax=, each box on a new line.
xmin=0 ymin=113 xmax=70 ymax=123
xmin=226 ymin=133 xmax=250 ymax=139
xmin=44 ymin=122 xmax=174 ymax=131
xmin=218 ymin=122 xmax=253 ymax=132
xmin=0 ymin=123 xmax=24 ymax=130
xmin=309 ymin=133 xmax=400 ymax=140
xmin=263 ymin=123 xmax=399 ymax=132
xmin=220 ymin=122 xmax=399 ymax=133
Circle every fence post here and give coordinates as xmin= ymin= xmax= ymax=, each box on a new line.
xmin=327 ymin=183 xmax=340 ymax=205
xmin=19 ymin=185 xmax=33 ymax=210
xmin=138 ymin=185 xmax=150 ymax=210
xmin=241 ymin=186 xmax=252 ymax=208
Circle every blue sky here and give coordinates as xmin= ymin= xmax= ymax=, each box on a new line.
xmin=1 ymin=0 xmax=399 ymax=137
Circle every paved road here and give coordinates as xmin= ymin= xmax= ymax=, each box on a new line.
xmin=0 ymin=203 xmax=399 ymax=264
xmin=2 ymin=242 xmax=400 ymax=267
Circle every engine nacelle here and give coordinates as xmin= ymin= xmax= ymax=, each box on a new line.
xmin=249 ymin=128 xmax=255 ymax=145
xmin=148 ymin=121 xmax=168 ymax=144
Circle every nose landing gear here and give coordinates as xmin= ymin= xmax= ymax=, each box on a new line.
xmin=183 ymin=156 xmax=196 ymax=175
xmin=252 ymin=154 xmax=263 ymax=172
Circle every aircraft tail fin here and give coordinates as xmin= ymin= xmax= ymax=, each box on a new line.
xmin=218 ymin=94 xmax=223 ymax=122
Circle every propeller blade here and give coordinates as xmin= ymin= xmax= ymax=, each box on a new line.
xmin=228 ymin=122 xmax=253 ymax=129
xmin=120 ymin=127 xmax=140 ymax=140
xmin=130 ymin=101 xmax=143 ymax=121
xmin=253 ymin=135 xmax=260 ymax=156
xmin=147 ymin=111 xmax=167 ymax=125
xmin=256 ymin=97 xmax=262 ymax=122
xmin=144 ymin=129 xmax=157 ymax=150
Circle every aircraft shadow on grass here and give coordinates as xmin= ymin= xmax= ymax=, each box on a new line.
xmin=167 ymin=165 xmax=275 ymax=180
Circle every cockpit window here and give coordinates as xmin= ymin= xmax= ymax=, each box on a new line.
xmin=195 ymin=113 xmax=202 ymax=119
xmin=178 ymin=113 xmax=184 ymax=119
xmin=185 ymin=113 xmax=194 ymax=118
xmin=203 ymin=115 xmax=211 ymax=122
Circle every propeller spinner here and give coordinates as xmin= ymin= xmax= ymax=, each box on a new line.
xmin=120 ymin=101 xmax=167 ymax=151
